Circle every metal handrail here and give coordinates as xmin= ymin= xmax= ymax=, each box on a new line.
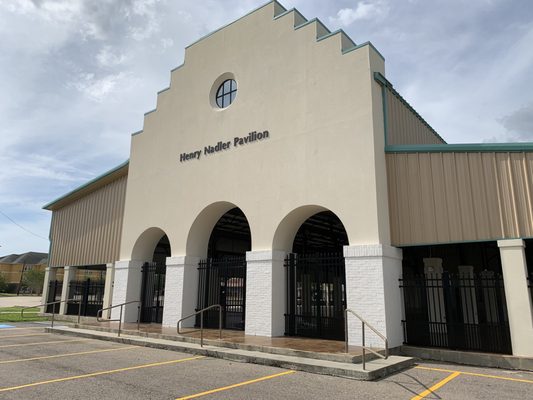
xmin=344 ymin=308 xmax=389 ymax=370
xmin=96 ymin=300 xmax=141 ymax=337
xmin=20 ymin=298 xmax=81 ymax=329
xmin=177 ymin=304 xmax=222 ymax=347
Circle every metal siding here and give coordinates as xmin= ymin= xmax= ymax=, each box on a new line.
xmin=430 ymin=153 xmax=451 ymax=243
xmin=49 ymin=175 xmax=127 ymax=267
xmin=386 ymin=152 xmax=533 ymax=246
xmin=467 ymin=153 xmax=491 ymax=238
xmin=385 ymin=86 xmax=445 ymax=145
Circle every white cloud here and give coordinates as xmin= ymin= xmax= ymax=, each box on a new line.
xmin=499 ymin=103 xmax=533 ymax=140
xmin=69 ymin=72 xmax=132 ymax=102
xmin=0 ymin=0 xmax=532 ymax=257
xmin=96 ymin=45 xmax=127 ymax=67
xmin=329 ymin=1 xmax=389 ymax=27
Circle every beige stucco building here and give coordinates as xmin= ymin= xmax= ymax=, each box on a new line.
xmin=42 ymin=1 xmax=533 ymax=357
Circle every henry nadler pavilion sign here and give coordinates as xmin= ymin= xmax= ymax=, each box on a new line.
xmin=179 ymin=130 xmax=270 ymax=162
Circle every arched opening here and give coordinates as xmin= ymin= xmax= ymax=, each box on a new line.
xmin=197 ymin=207 xmax=251 ymax=330
xmin=139 ymin=233 xmax=171 ymax=323
xmin=285 ymin=211 xmax=348 ymax=341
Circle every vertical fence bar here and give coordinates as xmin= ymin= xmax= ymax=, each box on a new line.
xmin=400 ymin=271 xmax=511 ymax=354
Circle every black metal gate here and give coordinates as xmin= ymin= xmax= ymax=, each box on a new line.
xmin=285 ymin=253 xmax=346 ymax=341
xmin=140 ymin=262 xmax=166 ymax=323
xmin=46 ymin=280 xmax=63 ymax=313
xmin=197 ymin=256 xmax=246 ymax=330
xmin=400 ymin=272 xmax=512 ymax=354
xmin=66 ymin=279 xmax=105 ymax=316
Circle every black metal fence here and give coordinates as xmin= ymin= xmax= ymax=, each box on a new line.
xmin=140 ymin=262 xmax=166 ymax=323
xmin=285 ymin=253 xmax=346 ymax=341
xmin=196 ymin=256 xmax=246 ymax=330
xmin=66 ymin=279 xmax=105 ymax=317
xmin=46 ymin=280 xmax=63 ymax=313
xmin=400 ymin=272 xmax=511 ymax=354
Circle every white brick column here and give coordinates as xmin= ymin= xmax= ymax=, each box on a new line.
xmin=497 ymin=239 xmax=533 ymax=356
xmin=344 ymin=244 xmax=403 ymax=348
xmin=162 ymin=256 xmax=200 ymax=328
xmin=101 ymin=263 xmax=115 ymax=319
xmin=59 ymin=266 xmax=76 ymax=315
xmin=245 ymin=250 xmax=287 ymax=337
xmin=111 ymin=260 xmax=143 ymax=322
xmin=40 ymin=266 xmax=56 ymax=312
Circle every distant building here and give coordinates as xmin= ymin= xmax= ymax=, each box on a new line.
xmin=42 ymin=1 xmax=533 ymax=358
xmin=0 ymin=252 xmax=48 ymax=294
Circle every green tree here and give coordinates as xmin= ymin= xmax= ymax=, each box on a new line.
xmin=22 ymin=268 xmax=45 ymax=295
xmin=0 ymin=271 xmax=7 ymax=293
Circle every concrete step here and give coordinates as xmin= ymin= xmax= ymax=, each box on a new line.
xmin=72 ymin=323 xmax=385 ymax=364
xmin=47 ymin=326 xmax=414 ymax=381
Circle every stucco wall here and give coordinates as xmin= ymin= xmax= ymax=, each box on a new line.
xmin=120 ymin=2 xmax=390 ymax=260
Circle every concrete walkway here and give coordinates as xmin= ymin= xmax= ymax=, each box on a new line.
xmin=0 ymin=295 xmax=42 ymax=308
xmin=47 ymin=326 xmax=413 ymax=380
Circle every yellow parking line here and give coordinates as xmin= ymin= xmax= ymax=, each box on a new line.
xmin=416 ymin=365 xmax=533 ymax=384
xmin=0 ymin=333 xmax=50 ymax=339
xmin=175 ymin=370 xmax=296 ymax=400
xmin=411 ymin=371 xmax=461 ymax=400
xmin=0 ymin=338 xmax=91 ymax=349
xmin=0 ymin=355 xmax=205 ymax=392
xmin=0 ymin=345 xmax=138 ymax=364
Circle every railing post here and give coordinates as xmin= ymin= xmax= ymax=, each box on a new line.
xmin=77 ymin=299 xmax=82 ymax=324
xmin=51 ymin=306 xmax=55 ymax=329
xmin=218 ymin=306 xmax=222 ymax=340
xmin=118 ymin=305 xmax=123 ymax=337
xmin=137 ymin=303 xmax=141 ymax=332
xmin=200 ymin=311 xmax=204 ymax=347
xmin=362 ymin=321 xmax=365 ymax=370
xmin=344 ymin=309 xmax=348 ymax=353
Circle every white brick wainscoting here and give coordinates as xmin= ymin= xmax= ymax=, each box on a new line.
xmin=344 ymin=244 xmax=403 ymax=349
xmin=162 ymin=256 xmax=200 ymax=328
xmin=245 ymin=250 xmax=287 ymax=337
xmin=110 ymin=260 xmax=143 ymax=322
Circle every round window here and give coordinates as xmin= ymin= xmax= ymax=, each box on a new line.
xmin=215 ymin=79 xmax=237 ymax=108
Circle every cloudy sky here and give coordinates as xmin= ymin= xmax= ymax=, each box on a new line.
xmin=1 ymin=0 xmax=532 ymax=256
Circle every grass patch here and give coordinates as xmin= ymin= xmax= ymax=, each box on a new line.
xmin=0 ymin=306 xmax=49 ymax=322
xmin=0 ymin=293 xmax=17 ymax=297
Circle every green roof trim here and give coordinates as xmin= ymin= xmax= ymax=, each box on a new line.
xmin=43 ymin=160 xmax=129 ymax=210
xmin=170 ymin=63 xmax=184 ymax=73
xmin=294 ymin=17 xmax=331 ymax=35
xmin=374 ymin=72 xmax=446 ymax=144
xmin=273 ymin=7 xmax=306 ymax=23
xmin=343 ymin=41 xmax=385 ymax=61
xmin=397 ymin=236 xmax=533 ymax=248
xmin=385 ymin=143 xmax=533 ymax=153
xmin=317 ymin=29 xmax=356 ymax=48
xmin=185 ymin=1 xmax=286 ymax=49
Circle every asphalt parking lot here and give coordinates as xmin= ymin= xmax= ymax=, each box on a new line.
xmin=0 ymin=322 xmax=532 ymax=399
